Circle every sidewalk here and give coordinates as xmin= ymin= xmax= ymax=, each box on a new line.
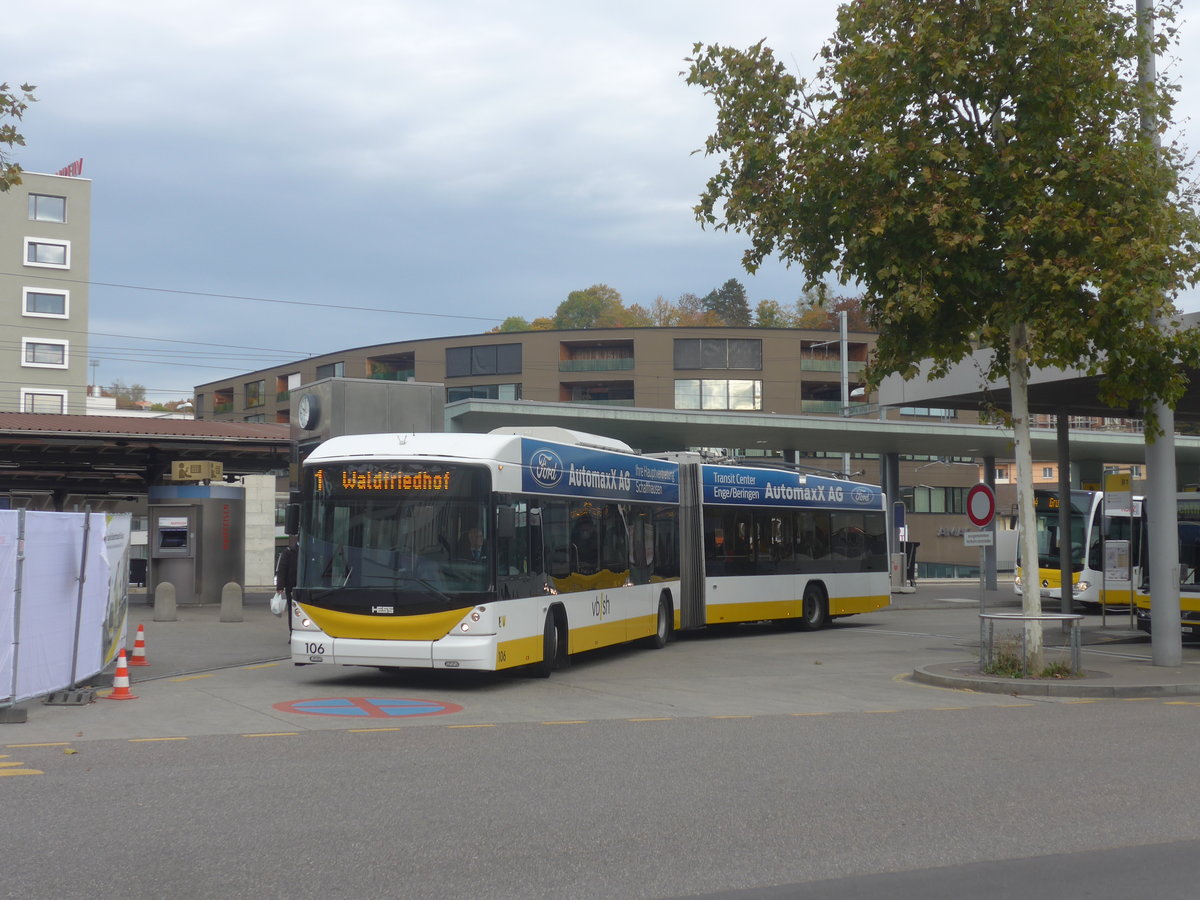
xmin=101 ymin=590 xmax=289 ymax=684
xmin=897 ymin=578 xmax=1200 ymax=698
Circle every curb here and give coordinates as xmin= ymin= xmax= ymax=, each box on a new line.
xmin=912 ymin=662 xmax=1200 ymax=699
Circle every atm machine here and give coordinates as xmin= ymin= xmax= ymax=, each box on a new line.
xmin=148 ymin=484 xmax=245 ymax=604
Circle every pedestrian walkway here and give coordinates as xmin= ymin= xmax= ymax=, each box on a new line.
xmin=901 ymin=578 xmax=1200 ymax=697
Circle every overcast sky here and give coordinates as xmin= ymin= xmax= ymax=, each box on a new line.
xmin=7 ymin=1 xmax=1200 ymax=401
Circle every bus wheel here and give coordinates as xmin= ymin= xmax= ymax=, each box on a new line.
xmin=799 ymin=585 xmax=829 ymax=631
xmin=532 ymin=611 xmax=559 ymax=678
xmin=648 ymin=596 xmax=671 ymax=649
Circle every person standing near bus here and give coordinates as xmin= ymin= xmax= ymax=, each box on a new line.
xmin=275 ymin=538 xmax=298 ymax=633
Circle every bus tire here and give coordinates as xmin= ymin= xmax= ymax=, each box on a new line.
xmin=648 ymin=595 xmax=672 ymax=649
xmin=531 ymin=610 xmax=560 ymax=678
xmin=799 ymin=584 xmax=829 ymax=631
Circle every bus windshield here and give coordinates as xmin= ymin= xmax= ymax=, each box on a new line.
xmin=301 ymin=461 xmax=492 ymax=611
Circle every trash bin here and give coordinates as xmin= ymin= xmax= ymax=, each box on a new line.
xmin=903 ymin=541 xmax=920 ymax=587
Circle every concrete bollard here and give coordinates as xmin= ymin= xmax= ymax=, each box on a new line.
xmin=153 ymin=581 xmax=177 ymax=622
xmin=220 ymin=582 xmax=244 ymax=623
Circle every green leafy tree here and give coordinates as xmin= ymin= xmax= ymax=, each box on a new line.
xmin=497 ymin=316 xmax=532 ymax=333
xmin=0 ymin=82 xmax=35 ymax=191
xmin=688 ymin=0 xmax=1200 ymax=668
xmin=702 ymin=278 xmax=752 ymax=326
xmin=554 ymin=284 xmax=629 ymax=329
xmin=753 ymin=299 xmax=793 ymax=328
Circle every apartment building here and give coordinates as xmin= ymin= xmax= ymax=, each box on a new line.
xmin=0 ymin=170 xmax=91 ymax=414
xmin=194 ymin=326 xmax=889 ymax=426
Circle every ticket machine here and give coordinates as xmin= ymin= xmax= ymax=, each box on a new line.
xmin=148 ymin=484 xmax=245 ymax=604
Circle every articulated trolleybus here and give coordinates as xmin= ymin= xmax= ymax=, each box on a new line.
xmin=289 ymin=429 xmax=889 ymax=675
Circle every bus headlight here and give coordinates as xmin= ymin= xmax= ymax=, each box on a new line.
xmin=1075 ymin=581 xmax=1090 ymax=594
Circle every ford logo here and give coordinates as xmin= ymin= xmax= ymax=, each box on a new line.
xmin=530 ymin=448 xmax=564 ymax=489
xmin=852 ymin=487 xmax=873 ymax=505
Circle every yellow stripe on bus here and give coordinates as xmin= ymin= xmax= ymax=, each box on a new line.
xmin=300 ymin=604 xmax=471 ymax=641
xmin=707 ymin=594 xmax=888 ymax=624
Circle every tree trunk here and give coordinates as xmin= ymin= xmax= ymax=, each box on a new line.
xmin=1010 ymin=322 xmax=1044 ymax=674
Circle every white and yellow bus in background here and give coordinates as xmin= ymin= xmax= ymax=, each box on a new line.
xmin=1014 ymin=488 xmax=1200 ymax=638
xmin=289 ymin=429 xmax=889 ymax=676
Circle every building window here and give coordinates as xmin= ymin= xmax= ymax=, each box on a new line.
xmin=445 ymin=343 xmax=522 ymax=378
xmin=28 ymin=194 xmax=67 ymax=223
xmin=674 ymin=379 xmax=762 ymax=411
xmin=24 ymin=238 xmax=70 ymax=268
xmin=903 ymin=485 xmax=967 ymax=514
xmin=244 ymin=414 xmax=266 ymax=423
xmin=23 ymin=288 xmax=69 ymax=318
xmin=22 ymin=338 xmax=68 ymax=368
xmin=20 ymin=389 xmax=66 ymax=413
xmin=899 ymin=407 xmax=957 ymax=418
xmin=245 ymin=380 xmax=265 ymax=408
xmin=315 ymin=361 xmax=344 ymax=379
xmin=673 ymin=338 xmax=761 ymax=370
xmin=1041 ymin=467 xmax=1054 ymax=479
xmin=446 ymin=383 xmax=522 ymax=402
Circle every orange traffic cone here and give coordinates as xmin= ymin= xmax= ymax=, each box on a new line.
xmin=105 ymin=649 xmax=138 ymax=701
xmin=129 ymin=624 xmax=150 ymax=666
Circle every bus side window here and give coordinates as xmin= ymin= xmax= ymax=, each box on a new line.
xmin=543 ymin=502 xmax=570 ymax=578
xmin=600 ymin=504 xmax=627 ymax=574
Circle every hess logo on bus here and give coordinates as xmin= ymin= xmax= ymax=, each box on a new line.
xmin=530 ymin=448 xmax=564 ymax=489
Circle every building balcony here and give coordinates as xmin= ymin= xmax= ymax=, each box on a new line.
xmin=800 ymin=358 xmax=867 ymax=374
xmin=800 ymin=400 xmax=872 ymax=415
xmin=369 ymin=369 xmax=416 ymax=381
xmin=569 ymin=398 xmax=636 ymax=406
xmin=558 ymin=358 xmax=635 ymax=372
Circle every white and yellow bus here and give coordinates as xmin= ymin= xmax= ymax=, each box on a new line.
xmin=289 ymin=429 xmax=889 ymax=676
xmin=1014 ymin=488 xmax=1200 ymax=638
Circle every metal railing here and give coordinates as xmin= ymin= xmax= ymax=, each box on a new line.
xmin=558 ymin=358 xmax=635 ymax=372
xmin=979 ymin=612 xmax=1083 ymax=675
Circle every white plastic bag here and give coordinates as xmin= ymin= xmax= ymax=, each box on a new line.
xmin=270 ymin=591 xmax=287 ymax=616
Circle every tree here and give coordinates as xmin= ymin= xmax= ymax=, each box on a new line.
xmin=497 ymin=316 xmax=532 ymax=333
xmin=553 ymin=284 xmax=629 ymax=329
xmin=0 ymin=82 xmax=35 ymax=192
xmin=107 ymin=380 xmax=148 ymax=408
xmin=688 ymin=0 xmax=1200 ymax=670
xmin=702 ymin=278 xmax=752 ymax=326
xmin=753 ymin=299 xmax=793 ymax=328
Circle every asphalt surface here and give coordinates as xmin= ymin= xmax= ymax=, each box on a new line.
xmin=4 ymin=578 xmax=1200 ymax=741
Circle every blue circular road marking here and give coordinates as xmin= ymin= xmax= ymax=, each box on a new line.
xmin=273 ymin=696 xmax=464 ymax=718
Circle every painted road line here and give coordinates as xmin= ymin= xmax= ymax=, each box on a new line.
xmin=170 ymin=673 xmax=216 ymax=682
xmin=348 ymin=727 xmax=405 ymax=733
xmin=0 ymin=756 xmax=42 ymax=777
xmin=542 ymin=721 xmax=587 ymax=725
xmin=628 ymin=717 xmax=672 ymax=722
xmin=447 ymin=723 xmax=497 ymax=729
xmin=129 ymin=737 xmax=188 ymax=743
xmin=5 ymin=742 xmax=71 ymax=748
xmin=243 ymin=732 xmax=299 ymax=738
xmin=244 ymin=662 xmax=280 ymax=670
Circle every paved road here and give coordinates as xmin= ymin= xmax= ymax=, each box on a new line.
xmin=6 ymin=697 xmax=1199 ymax=898
xmin=5 ymin=590 xmax=1200 ymax=897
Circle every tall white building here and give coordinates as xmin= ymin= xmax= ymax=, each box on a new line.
xmin=0 ymin=169 xmax=91 ymax=413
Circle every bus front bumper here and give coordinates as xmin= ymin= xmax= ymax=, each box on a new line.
xmin=291 ymin=632 xmax=497 ymax=670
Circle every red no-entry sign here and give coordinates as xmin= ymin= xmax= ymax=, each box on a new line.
xmin=966 ymin=483 xmax=996 ymax=528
